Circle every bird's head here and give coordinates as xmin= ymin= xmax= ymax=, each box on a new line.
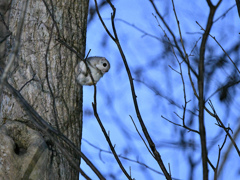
xmin=96 ymin=57 xmax=110 ymax=74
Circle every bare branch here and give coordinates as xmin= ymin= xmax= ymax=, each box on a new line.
xmin=196 ymin=21 xmax=240 ymax=74
xmin=83 ymin=139 xmax=182 ymax=178
xmin=189 ymin=37 xmax=201 ymax=56
xmin=213 ymin=4 xmax=236 ymax=23
xmin=217 ymin=120 xmax=240 ymax=178
xmin=115 ymin=18 xmax=161 ymax=41
xmin=149 ymin=0 xmax=198 ymax=78
xmin=214 ymin=133 xmax=228 ymax=180
xmin=92 ymin=84 xmax=132 ymax=180
xmin=170 ymin=0 xmax=199 ymax=101
xmin=208 ymin=101 xmax=240 ymax=156
xmin=206 ymin=80 xmax=240 ymax=102
xmin=129 ymin=115 xmax=155 ymax=158
xmin=134 ymin=79 xmax=197 ymax=116
xmin=152 ymin=14 xmax=199 ymax=99
xmin=197 ymin=1 xmax=222 ymax=178
xmin=94 ymin=0 xmax=172 ymax=179
xmin=161 ymin=115 xmax=199 ymax=134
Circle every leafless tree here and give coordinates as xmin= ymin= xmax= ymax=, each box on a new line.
xmin=0 ymin=0 xmax=239 ymax=180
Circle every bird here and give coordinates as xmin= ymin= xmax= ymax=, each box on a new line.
xmin=75 ymin=56 xmax=110 ymax=86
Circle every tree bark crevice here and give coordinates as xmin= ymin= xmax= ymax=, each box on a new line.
xmin=0 ymin=120 xmax=49 ymax=180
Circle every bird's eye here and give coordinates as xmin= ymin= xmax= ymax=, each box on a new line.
xmin=103 ymin=63 xmax=107 ymax=67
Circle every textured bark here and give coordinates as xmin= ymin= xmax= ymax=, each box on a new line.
xmin=0 ymin=0 xmax=11 ymax=68
xmin=0 ymin=0 xmax=89 ymax=179
xmin=0 ymin=121 xmax=49 ymax=180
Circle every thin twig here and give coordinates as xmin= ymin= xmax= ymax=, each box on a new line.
xmin=134 ymin=79 xmax=197 ymax=116
xmin=115 ymin=18 xmax=161 ymax=41
xmin=217 ymin=119 xmax=240 ymax=178
xmin=170 ymin=0 xmax=199 ymax=101
xmin=206 ymin=80 xmax=240 ymax=102
xmin=208 ymin=101 xmax=240 ymax=156
xmin=149 ymin=0 xmax=198 ymax=78
xmin=213 ymin=4 xmax=236 ymax=23
xmin=161 ymin=116 xmax=199 ymax=134
xmin=83 ymin=138 xmax=182 ymax=180
xmin=168 ymin=65 xmax=180 ymax=74
xmin=83 ymin=139 xmax=162 ymax=175
xmin=94 ymin=0 xmax=172 ymax=179
xmin=153 ymin=14 xmax=199 ymax=99
xmin=189 ymin=37 xmax=201 ymax=56
xmin=196 ymin=21 xmax=240 ymax=74
xmin=161 ymin=116 xmax=182 ymax=127
xmin=92 ymin=84 xmax=132 ymax=180
xmin=129 ymin=115 xmax=155 ymax=157
xmin=154 ymin=0 xmax=195 ymax=135
xmin=168 ymin=163 xmax=171 ymax=177
xmin=214 ymin=133 xmax=228 ymax=180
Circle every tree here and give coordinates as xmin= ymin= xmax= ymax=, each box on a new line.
xmin=0 ymin=0 xmax=95 ymax=179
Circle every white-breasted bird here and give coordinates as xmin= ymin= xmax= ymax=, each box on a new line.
xmin=75 ymin=56 xmax=110 ymax=85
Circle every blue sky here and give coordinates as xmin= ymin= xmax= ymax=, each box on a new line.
xmin=81 ymin=0 xmax=240 ymax=179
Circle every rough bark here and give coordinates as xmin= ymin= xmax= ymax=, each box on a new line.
xmin=0 ymin=0 xmax=89 ymax=179
xmin=0 ymin=0 xmax=11 ymax=68
xmin=0 ymin=121 xmax=49 ymax=180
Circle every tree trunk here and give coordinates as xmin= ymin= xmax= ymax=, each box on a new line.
xmin=0 ymin=0 xmax=89 ymax=179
